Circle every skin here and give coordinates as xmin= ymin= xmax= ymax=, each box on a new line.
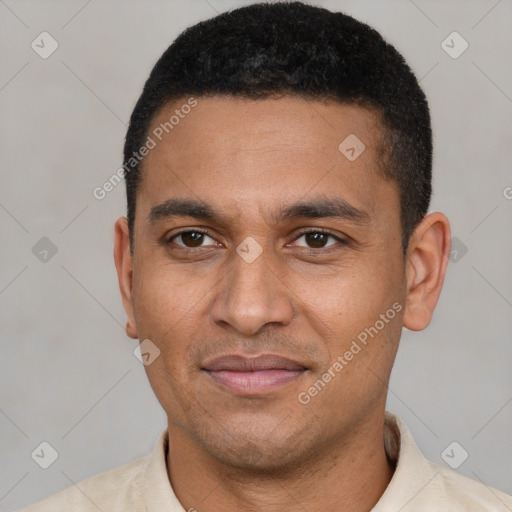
xmin=114 ymin=96 xmax=451 ymax=511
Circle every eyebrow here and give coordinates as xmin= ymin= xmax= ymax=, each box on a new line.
xmin=148 ymin=197 xmax=370 ymax=226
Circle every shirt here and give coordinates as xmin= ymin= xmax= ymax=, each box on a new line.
xmin=20 ymin=411 xmax=512 ymax=511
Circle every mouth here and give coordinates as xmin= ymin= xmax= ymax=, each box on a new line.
xmin=201 ymin=354 xmax=308 ymax=396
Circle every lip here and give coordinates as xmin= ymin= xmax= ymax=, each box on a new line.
xmin=202 ymin=354 xmax=307 ymax=395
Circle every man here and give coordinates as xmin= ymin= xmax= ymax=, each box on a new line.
xmin=22 ymin=1 xmax=512 ymax=511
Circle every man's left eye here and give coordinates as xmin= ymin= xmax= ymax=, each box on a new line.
xmin=293 ymin=230 xmax=346 ymax=249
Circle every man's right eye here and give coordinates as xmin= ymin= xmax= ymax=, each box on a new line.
xmin=166 ymin=229 xmax=220 ymax=249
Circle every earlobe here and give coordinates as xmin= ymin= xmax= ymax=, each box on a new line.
xmin=403 ymin=212 xmax=451 ymax=331
xmin=114 ymin=217 xmax=139 ymax=339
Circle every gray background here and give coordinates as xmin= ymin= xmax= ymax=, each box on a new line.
xmin=1 ymin=0 xmax=511 ymax=509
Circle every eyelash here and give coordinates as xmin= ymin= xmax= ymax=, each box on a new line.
xmin=165 ymin=228 xmax=348 ymax=252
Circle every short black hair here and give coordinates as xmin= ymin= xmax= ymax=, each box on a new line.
xmin=123 ymin=1 xmax=432 ymax=254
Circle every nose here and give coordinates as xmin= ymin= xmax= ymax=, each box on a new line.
xmin=210 ymin=242 xmax=294 ymax=336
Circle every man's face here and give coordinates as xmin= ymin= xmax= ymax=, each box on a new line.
xmin=124 ymin=96 xmax=407 ymax=469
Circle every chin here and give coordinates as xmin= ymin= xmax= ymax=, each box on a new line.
xmin=194 ymin=422 xmax=316 ymax=475
xmin=208 ymin=442 xmax=305 ymax=474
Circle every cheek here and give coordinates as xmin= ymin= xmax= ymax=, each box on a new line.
xmin=130 ymin=266 xmax=211 ymax=391
xmin=306 ymin=262 xmax=397 ymax=332
xmin=132 ymin=266 xmax=208 ymax=420
xmin=305 ymin=271 xmax=403 ymax=417
xmin=132 ymin=261 xmax=208 ymax=334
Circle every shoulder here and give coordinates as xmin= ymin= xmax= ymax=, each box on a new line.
xmin=379 ymin=412 xmax=512 ymax=511
xmin=19 ymin=454 xmax=149 ymax=512
xmin=425 ymin=458 xmax=512 ymax=511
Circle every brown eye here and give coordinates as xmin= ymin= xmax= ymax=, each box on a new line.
xmin=304 ymin=232 xmax=330 ymax=248
xmin=294 ymin=230 xmax=345 ymax=249
xmin=168 ymin=230 xmax=217 ymax=248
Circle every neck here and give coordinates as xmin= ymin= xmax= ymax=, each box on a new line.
xmin=166 ymin=409 xmax=395 ymax=512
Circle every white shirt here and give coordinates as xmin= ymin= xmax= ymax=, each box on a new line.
xmin=20 ymin=412 xmax=512 ymax=511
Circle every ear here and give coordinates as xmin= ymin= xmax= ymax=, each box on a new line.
xmin=114 ymin=216 xmax=138 ymax=339
xmin=403 ymin=212 xmax=451 ymax=331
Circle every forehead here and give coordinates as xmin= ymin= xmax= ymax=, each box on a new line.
xmin=137 ymin=96 xmax=396 ymax=227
